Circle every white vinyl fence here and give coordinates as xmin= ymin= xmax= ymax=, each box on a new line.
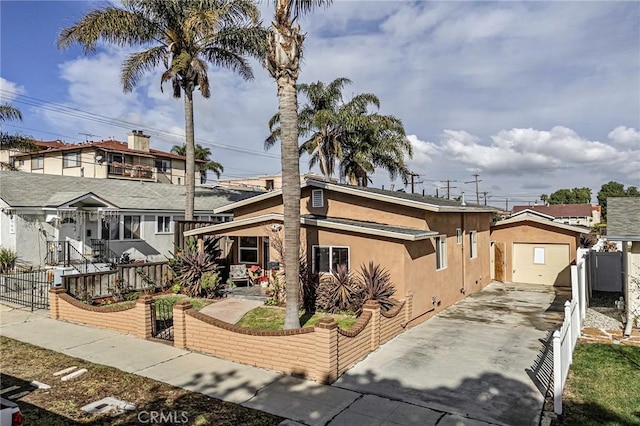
xmin=552 ymin=262 xmax=587 ymax=415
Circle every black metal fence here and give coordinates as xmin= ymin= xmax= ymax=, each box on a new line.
xmin=151 ymin=298 xmax=174 ymax=341
xmin=0 ymin=269 xmax=52 ymax=311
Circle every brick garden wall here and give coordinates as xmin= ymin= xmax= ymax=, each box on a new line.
xmin=49 ymin=287 xmax=412 ymax=384
xmin=49 ymin=288 xmax=152 ymax=338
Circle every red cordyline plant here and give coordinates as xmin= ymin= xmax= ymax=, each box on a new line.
xmin=359 ymin=261 xmax=396 ymax=313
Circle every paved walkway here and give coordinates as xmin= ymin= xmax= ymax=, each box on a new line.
xmin=0 ymin=282 xmax=563 ymax=426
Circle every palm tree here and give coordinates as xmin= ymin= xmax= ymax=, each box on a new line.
xmin=264 ymin=0 xmax=331 ymax=329
xmin=265 ymin=78 xmax=413 ymax=186
xmin=339 ymin=111 xmax=412 ymax=186
xmin=58 ymin=0 xmax=266 ymax=219
xmin=171 ymin=143 xmax=224 ymax=184
xmin=0 ymin=104 xmax=36 ymax=170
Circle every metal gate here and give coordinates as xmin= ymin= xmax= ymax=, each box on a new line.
xmin=587 ymin=251 xmax=623 ymax=292
xmin=151 ymin=298 xmax=174 ymax=341
xmin=0 ymin=270 xmax=52 ymax=311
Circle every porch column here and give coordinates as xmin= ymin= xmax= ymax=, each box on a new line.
xmin=197 ymin=237 xmax=204 ymax=254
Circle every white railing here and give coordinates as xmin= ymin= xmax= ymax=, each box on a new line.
xmin=552 ymin=264 xmax=586 ymax=415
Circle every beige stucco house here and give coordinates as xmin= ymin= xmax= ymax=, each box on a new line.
xmin=1 ymin=131 xmax=203 ymax=185
xmin=185 ymin=178 xmax=496 ymax=325
xmin=491 ymin=211 xmax=590 ymax=286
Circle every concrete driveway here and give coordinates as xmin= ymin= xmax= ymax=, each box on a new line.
xmin=333 ymin=281 xmax=568 ymax=426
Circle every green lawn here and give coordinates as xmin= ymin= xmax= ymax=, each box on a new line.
xmin=559 ymin=343 xmax=640 ymax=425
xmin=236 ymin=307 xmax=358 ymax=331
xmin=154 ymin=294 xmax=213 ymax=311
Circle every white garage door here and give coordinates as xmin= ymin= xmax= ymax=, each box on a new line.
xmin=512 ymin=243 xmax=570 ymax=286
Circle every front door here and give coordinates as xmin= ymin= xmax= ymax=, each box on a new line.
xmin=494 ymin=242 xmax=506 ymax=282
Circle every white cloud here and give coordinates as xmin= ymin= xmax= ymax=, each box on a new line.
xmin=608 ymin=126 xmax=640 ymax=146
xmin=0 ymin=77 xmax=26 ymax=102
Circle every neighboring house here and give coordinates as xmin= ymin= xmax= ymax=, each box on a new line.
xmin=1 ymin=130 xmax=202 ymax=185
xmin=491 ymin=210 xmax=590 ymax=286
xmin=511 ymin=204 xmax=601 ymax=228
xmin=0 ymin=171 xmax=259 ymax=267
xmin=184 ymin=178 xmax=497 ymax=324
xmin=606 ymin=197 xmax=640 ymax=332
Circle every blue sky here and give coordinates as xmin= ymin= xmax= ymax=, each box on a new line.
xmin=1 ymin=1 xmax=639 ymax=207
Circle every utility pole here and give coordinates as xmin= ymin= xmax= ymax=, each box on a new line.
xmin=465 ymin=174 xmax=482 ymax=204
xmin=409 ymin=172 xmax=422 ymax=194
xmin=505 ymin=198 xmax=509 ymax=211
xmin=446 ymin=180 xmax=458 ymax=200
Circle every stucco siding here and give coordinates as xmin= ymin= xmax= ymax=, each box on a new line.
xmin=490 ymin=222 xmax=579 ymax=285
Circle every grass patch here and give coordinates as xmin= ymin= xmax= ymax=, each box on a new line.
xmin=236 ymin=307 xmax=358 ymax=330
xmin=154 ymin=294 xmax=213 ymax=311
xmin=0 ymin=336 xmax=282 ymax=425
xmin=558 ymin=343 xmax=640 ymax=425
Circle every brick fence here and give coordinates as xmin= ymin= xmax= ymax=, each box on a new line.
xmin=49 ymin=287 xmax=153 ymax=338
xmin=49 ymin=287 xmax=412 ymax=383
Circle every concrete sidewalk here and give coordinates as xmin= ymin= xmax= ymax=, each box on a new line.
xmin=0 ymin=303 xmax=494 ymax=426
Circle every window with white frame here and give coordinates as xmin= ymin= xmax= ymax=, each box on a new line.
xmin=239 ymin=236 xmax=259 ymax=263
xmin=31 ymin=155 xmax=44 ymax=169
xmin=312 ymin=189 xmax=324 ymax=208
xmin=124 ymin=215 xmax=141 ymax=239
xmin=435 ymin=235 xmax=447 ymax=270
xmin=312 ymin=246 xmax=349 ymax=274
xmin=533 ymin=247 xmax=545 ymax=264
xmin=456 ymin=228 xmax=462 ymax=244
xmin=469 ymin=231 xmax=477 ymax=259
xmin=63 ymin=152 xmax=80 ymax=168
xmin=156 ymin=216 xmax=171 ymax=233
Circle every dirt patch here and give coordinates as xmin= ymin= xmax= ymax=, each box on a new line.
xmin=0 ymin=336 xmax=282 ymax=425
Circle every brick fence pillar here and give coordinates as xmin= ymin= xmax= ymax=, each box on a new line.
xmin=314 ymin=317 xmax=338 ymax=384
xmin=136 ymin=295 xmax=154 ymax=339
xmin=362 ymin=300 xmax=381 ymax=351
xmin=49 ymin=287 xmax=65 ymax=319
xmin=173 ymin=301 xmax=192 ymax=349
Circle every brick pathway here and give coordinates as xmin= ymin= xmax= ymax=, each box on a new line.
xmin=579 ymin=327 xmax=640 ymax=346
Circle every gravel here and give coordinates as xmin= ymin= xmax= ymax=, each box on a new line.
xmin=583 ymin=307 xmax=624 ymax=330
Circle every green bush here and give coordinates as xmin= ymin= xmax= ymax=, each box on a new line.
xmin=0 ymin=247 xmax=19 ymax=273
xmin=359 ymin=262 xmax=396 ymax=313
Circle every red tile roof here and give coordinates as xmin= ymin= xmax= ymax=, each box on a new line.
xmin=512 ymin=204 xmax=594 ymax=218
xmin=18 ymin=139 xmax=202 ymax=162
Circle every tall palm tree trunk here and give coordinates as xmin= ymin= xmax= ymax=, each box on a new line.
xmin=279 ymin=77 xmax=301 ymax=329
xmin=184 ymin=88 xmax=196 ymax=220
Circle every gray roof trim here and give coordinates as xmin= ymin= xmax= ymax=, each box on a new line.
xmin=55 ymin=192 xmax=119 ymax=209
xmin=607 ymin=235 xmax=640 ymax=242
xmin=307 ymin=180 xmax=496 ymax=213
xmin=184 ymin=214 xmax=283 ymax=236
xmin=492 ymin=212 xmax=590 ymax=234
xmin=212 ymin=178 xmax=496 ymax=214
xmin=185 ymin=213 xmax=438 ymax=241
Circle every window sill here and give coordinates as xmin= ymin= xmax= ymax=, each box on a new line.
xmin=155 ymin=232 xmax=172 ymax=235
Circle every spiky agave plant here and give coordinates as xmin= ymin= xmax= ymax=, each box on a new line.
xmin=359 ymin=261 xmax=396 ymax=312
xmin=168 ymin=236 xmax=221 ymax=298
xmin=316 ymin=264 xmax=361 ymax=313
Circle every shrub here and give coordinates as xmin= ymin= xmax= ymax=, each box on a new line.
xmin=359 ymin=262 xmax=396 ymax=313
xmin=168 ymin=236 xmax=221 ymax=298
xmin=316 ymin=264 xmax=362 ymax=314
xmin=0 ymin=247 xmax=19 ymax=273
xmin=200 ymin=271 xmax=226 ymax=298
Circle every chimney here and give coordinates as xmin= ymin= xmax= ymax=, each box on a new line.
xmin=461 ymin=192 xmax=466 ymax=206
xmin=127 ymin=130 xmax=150 ymax=152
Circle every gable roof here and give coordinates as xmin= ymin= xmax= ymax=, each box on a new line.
xmin=607 ymin=197 xmax=640 ymax=241
xmin=512 ymin=204 xmax=594 ymax=218
xmin=213 ymin=178 xmax=497 ymax=214
xmin=14 ymin=139 xmax=204 ymax=162
xmin=509 ymin=208 xmax=556 ymax=221
xmin=0 ymin=171 xmax=260 ymax=212
xmin=492 ymin=211 xmax=590 ymax=234
xmin=184 ymin=213 xmax=439 ymax=241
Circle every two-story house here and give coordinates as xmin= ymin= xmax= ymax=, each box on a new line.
xmin=3 ymin=130 xmax=203 ymax=185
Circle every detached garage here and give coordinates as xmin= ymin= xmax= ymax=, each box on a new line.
xmin=491 ymin=211 xmax=589 ymax=286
